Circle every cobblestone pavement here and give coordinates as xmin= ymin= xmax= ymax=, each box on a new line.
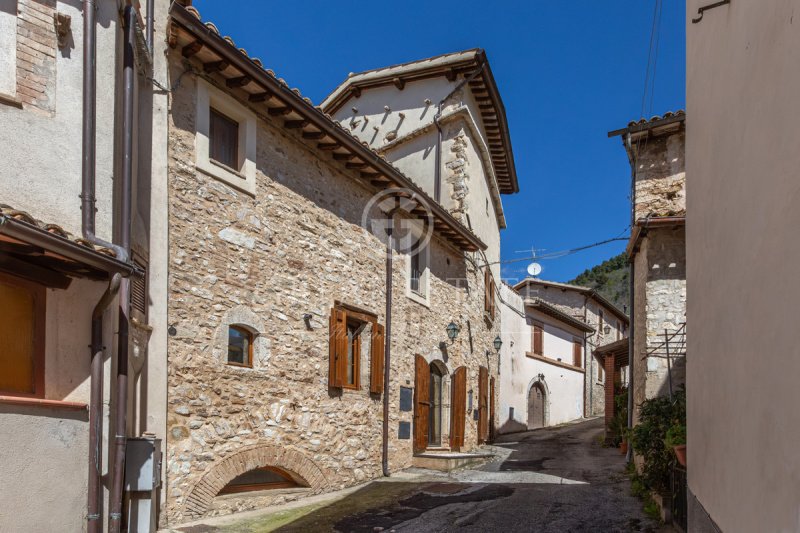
xmin=174 ymin=418 xmax=669 ymax=532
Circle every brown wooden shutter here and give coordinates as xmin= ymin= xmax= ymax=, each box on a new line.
xmin=328 ymin=307 xmax=347 ymax=388
xmin=490 ymin=376 xmax=496 ymax=442
xmin=533 ymin=322 xmax=543 ymax=355
xmin=450 ymin=366 xmax=466 ymax=451
xmin=573 ymin=339 xmax=582 ymax=367
xmin=490 ymin=276 xmax=496 ymax=318
xmin=478 ymin=366 xmax=489 ymax=444
xmin=370 ymin=323 xmax=385 ymax=394
xmin=484 ymin=269 xmax=491 ymax=313
xmin=413 ymin=354 xmax=430 ymax=452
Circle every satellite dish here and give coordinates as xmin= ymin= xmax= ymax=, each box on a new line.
xmin=527 ymin=262 xmax=543 ymax=277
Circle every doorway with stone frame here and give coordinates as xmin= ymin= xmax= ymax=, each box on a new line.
xmin=414 ymin=355 xmax=452 ymax=453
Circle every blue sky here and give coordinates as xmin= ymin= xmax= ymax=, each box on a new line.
xmin=193 ymin=1 xmax=685 ymax=283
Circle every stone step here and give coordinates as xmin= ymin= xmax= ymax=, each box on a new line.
xmin=411 ymin=451 xmax=494 ymax=472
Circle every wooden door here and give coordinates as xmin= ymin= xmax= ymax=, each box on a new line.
xmin=450 ymin=366 xmax=466 ymax=451
xmin=478 ymin=366 xmax=488 ymax=444
xmin=413 ymin=355 xmax=430 ymax=453
xmin=528 ymin=384 xmax=545 ymax=429
xmin=489 ymin=377 xmax=496 ymax=443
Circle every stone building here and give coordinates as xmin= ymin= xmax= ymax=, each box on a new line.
xmin=498 ymin=278 xmax=628 ymax=434
xmin=163 ymin=3 xmax=517 ymax=524
xmin=608 ymin=111 xmax=686 ymax=427
xmin=0 ymin=1 xmax=170 ymax=531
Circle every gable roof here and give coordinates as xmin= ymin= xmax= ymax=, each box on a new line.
xmin=513 ymin=277 xmax=629 ymax=324
xmin=321 ymin=49 xmax=519 ymax=195
xmin=168 ymin=3 xmax=485 ymax=253
xmin=524 ymin=298 xmax=595 ymax=333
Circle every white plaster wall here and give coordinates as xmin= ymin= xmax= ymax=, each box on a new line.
xmin=498 ymin=285 xmax=585 ymax=433
xmin=686 ymin=1 xmax=800 ymax=531
xmin=0 ymin=0 xmax=118 ymax=240
xmin=0 ymin=405 xmax=89 ymax=532
xmin=0 ymin=0 xmax=16 ymax=97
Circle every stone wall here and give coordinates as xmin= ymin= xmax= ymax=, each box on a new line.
xmin=632 ymin=131 xmax=686 ymax=220
xmin=165 ymin=61 xmax=499 ymax=524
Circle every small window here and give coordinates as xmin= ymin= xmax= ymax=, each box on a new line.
xmin=598 ymin=310 xmax=604 ymax=336
xmin=218 ymin=466 xmax=302 ymax=495
xmin=598 ymin=357 xmax=605 ymax=382
xmin=484 ymin=270 xmax=496 ymax=320
xmin=410 ymin=250 xmax=421 ymax=294
xmin=0 ymin=274 xmax=45 ymax=397
xmin=345 ymin=322 xmax=361 ymax=388
xmin=616 ymin=320 xmax=622 ymax=341
xmin=209 ymin=107 xmax=239 ymax=169
xmin=227 ymin=325 xmax=253 ymax=367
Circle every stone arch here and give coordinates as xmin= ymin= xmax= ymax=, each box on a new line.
xmin=182 ymin=444 xmax=329 ymax=519
xmin=526 ymin=377 xmax=551 ymax=429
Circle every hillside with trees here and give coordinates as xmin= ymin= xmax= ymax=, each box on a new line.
xmin=569 ymin=253 xmax=630 ymax=313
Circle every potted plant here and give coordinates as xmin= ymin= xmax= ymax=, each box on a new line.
xmin=665 ymin=423 xmax=687 ymax=466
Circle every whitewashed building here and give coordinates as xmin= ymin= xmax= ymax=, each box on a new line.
xmin=498 ymin=279 xmax=628 ymax=434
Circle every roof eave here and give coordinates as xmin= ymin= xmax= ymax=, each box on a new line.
xmin=169 ymin=3 xmax=486 ymax=253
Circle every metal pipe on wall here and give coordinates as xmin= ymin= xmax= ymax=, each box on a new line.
xmin=88 ymin=273 xmax=121 ymax=533
xmin=625 ymin=132 xmax=635 ymax=463
xmin=108 ymin=4 xmax=136 ymax=531
xmin=382 ymin=209 xmax=394 ymax=477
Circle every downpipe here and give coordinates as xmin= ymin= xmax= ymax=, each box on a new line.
xmin=88 ymin=273 xmax=121 ymax=533
xmin=382 ymin=207 xmax=397 ymax=477
xmin=108 ymin=4 xmax=136 ymax=532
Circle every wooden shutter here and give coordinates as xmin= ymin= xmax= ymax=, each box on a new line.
xmin=413 ymin=355 xmax=430 ymax=452
xmin=370 ymin=323 xmax=385 ymax=394
xmin=328 ymin=307 xmax=347 ymax=388
xmin=450 ymin=366 xmax=466 ymax=451
xmin=484 ymin=269 xmax=491 ymax=313
xmin=533 ymin=322 xmax=543 ymax=355
xmin=478 ymin=366 xmax=489 ymax=443
xmin=573 ymin=339 xmax=582 ymax=367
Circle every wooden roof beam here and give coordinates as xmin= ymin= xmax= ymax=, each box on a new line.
xmin=226 ymin=75 xmax=253 ymax=89
xmin=203 ymin=59 xmax=228 ymax=73
xmin=318 ymin=142 xmax=340 ymax=150
xmin=181 ymin=40 xmax=203 ymax=58
xmin=393 ymin=77 xmax=405 ymax=90
xmin=302 ymin=130 xmax=325 ymax=140
xmin=249 ymin=91 xmax=274 ymax=103
xmin=284 ymin=119 xmax=308 ymax=129
xmin=268 ymin=106 xmax=292 ymax=116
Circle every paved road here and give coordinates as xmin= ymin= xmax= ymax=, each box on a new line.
xmin=184 ymin=418 xmax=666 ymax=532
xmin=283 ymin=418 xmax=664 ymax=532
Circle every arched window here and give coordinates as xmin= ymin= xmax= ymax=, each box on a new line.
xmin=227 ymin=325 xmax=254 ymax=367
xmin=218 ymin=466 xmax=303 ymax=495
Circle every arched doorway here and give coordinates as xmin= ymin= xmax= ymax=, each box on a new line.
xmin=528 ymin=382 xmax=546 ymax=429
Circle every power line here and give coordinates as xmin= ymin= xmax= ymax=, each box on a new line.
xmin=481 ymin=229 xmax=630 ymax=268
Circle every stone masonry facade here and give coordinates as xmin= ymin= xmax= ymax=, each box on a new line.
xmin=629 ymin=126 xmax=687 ymax=423
xmin=164 ymin=57 xmax=500 ymax=524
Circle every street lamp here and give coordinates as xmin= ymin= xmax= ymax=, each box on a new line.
xmin=446 ymin=321 xmax=460 ymax=341
xmin=493 ymin=335 xmax=503 ymax=352
xmin=603 ymin=325 xmax=611 ymax=335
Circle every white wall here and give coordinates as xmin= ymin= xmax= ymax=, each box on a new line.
xmin=499 ymin=284 xmax=585 ymax=433
xmin=0 ymin=0 xmax=118 ymax=240
xmin=686 ymin=1 xmax=800 ymax=531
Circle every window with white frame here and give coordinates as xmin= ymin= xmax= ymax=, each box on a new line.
xmin=406 ymin=244 xmax=430 ymax=305
xmin=0 ymin=0 xmax=17 ymax=99
xmin=195 ymin=80 xmax=257 ymax=195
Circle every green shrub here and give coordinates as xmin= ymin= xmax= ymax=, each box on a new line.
xmin=608 ymin=386 xmax=629 ymax=447
xmin=630 ymin=388 xmax=685 ymax=492
xmin=664 ymin=423 xmax=686 ymax=449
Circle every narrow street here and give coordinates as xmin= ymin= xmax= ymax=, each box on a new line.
xmin=185 ymin=418 xmax=666 ymax=532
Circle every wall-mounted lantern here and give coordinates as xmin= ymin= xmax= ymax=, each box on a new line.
xmin=603 ymin=325 xmax=611 ymax=335
xmin=493 ymin=336 xmax=503 ymax=352
xmin=446 ymin=321 xmax=460 ymax=342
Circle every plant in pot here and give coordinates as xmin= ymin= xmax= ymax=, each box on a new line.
xmin=665 ymin=423 xmax=687 ymax=467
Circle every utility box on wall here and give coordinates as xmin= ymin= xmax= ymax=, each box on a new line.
xmin=125 ymin=435 xmax=162 ymax=533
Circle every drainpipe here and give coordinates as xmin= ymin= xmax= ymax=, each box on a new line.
xmin=382 ymin=204 xmax=398 ymax=477
xmin=108 ymin=5 xmax=136 ymax=531
xmin=88 ymin=273 xmax=121 ymax=533
xmin=433 ymin=62 xmax=486 ymax=203
xmin=625 ymin=131 xmax=635 ymax=463
xmin=145 ymin=0 xmax=154 ymax=54
xmin=81 ymin=0 xmax=126 ymax=261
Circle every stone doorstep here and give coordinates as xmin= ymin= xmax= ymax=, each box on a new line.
xmin=411 ymin=451 xmax=494 ymax=472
